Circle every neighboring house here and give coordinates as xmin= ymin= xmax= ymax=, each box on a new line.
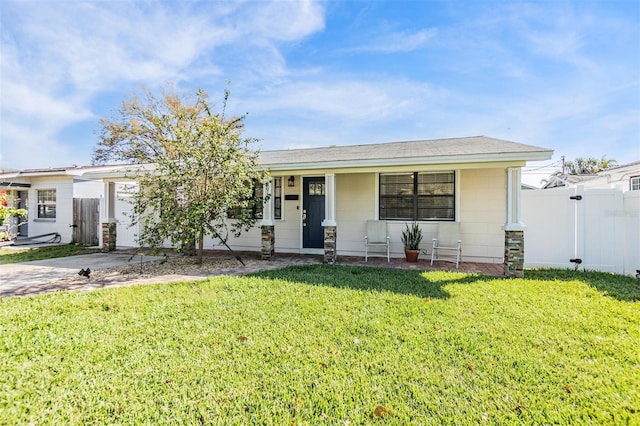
xmin=0 ymin=165 xmax=122 ymax=245
xmin=542 ymin=161 xmax=640 ymax=190
xmin=0 ymin=136 xmax=553 ymax=276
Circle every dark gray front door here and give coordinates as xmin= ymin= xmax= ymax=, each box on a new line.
xmin=303 ymin=177 xmax=325 ymax=249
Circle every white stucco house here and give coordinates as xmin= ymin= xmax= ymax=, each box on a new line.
xmin=0 ymin=167 xmax=105 ymax=244
xmin=0 ymin=136 xmax=553 ymax=276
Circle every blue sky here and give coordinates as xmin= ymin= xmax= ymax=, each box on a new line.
xmin=1 ymin=0 xmax=639 ymax=185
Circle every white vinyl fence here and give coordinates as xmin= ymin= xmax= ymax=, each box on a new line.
xmin=522 ymin=185 xmax=640 ymax=276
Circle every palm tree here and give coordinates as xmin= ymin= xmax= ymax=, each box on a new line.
xmin=562 ymin=156 xmax=618 ymax=175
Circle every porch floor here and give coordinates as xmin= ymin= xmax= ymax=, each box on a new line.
xmin=177 ymin=250 xmax=505 ymax=277
xmin=336 ymin=254 xmax=505 ymax=276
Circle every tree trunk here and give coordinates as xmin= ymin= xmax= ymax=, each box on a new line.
xmin=197 ymin=231 xmax=204 ymax=264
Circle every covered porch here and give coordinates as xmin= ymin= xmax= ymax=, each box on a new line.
xmin=258 ymin=164 xmax=527 ymax=277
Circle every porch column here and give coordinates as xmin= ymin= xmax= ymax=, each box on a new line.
xmin=260 ymin=180 xmax=275 ymax=260
xmin=322 ymin=173 xmax=337 ymax=264
xmin=101 ymin=182 xmax=117 ymax=252
xmin=503 ymin=167 xmax=525 ymax=278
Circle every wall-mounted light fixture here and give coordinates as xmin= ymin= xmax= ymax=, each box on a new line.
xmin=287 ymin=176 xmax=295 ymax=187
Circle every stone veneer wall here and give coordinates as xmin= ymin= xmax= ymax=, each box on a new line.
xmin=504 ymin=230 xmax=524 ymax=278
xmin=261 ymin=225 xmax=275 ymax=260
xmin=324 ymin=226 xmax=337 ymax=264
xmin=102 ymin=222 xmax=117 ymax=252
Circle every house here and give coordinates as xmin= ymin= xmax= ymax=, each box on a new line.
xmin=0 ymin=136 xmax=553 ymax=277
xmin=542 ymin=161 xmax=640 ymax=190
xmin=0 ymin=166 xmax=115 ymax=245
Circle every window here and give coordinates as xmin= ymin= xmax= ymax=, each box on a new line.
xmin=631 ymin=176 xmax=640 ymax=191
xmin=273 ymin=177 xmax=282 ymax=220
xmin=307 ymin=182 xmax=325 ymax=196
xmin=227 ymin=182 xmax=263 ymax=219
xmin=379 ymin=172 xmax=455 ymax=221
xmin=37 ymin=189 xmax=56 ymax=219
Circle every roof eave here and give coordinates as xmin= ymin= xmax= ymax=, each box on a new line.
xmin=264 ymin=150 xmax=554 ymax=171
xmin=0 ymin=170 xmax=75 ymax=178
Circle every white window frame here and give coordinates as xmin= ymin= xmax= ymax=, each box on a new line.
xmin=273 ymin=177 xmax=283 ymax=220
xmin=36 ymin=189 xmax=56 ymax=219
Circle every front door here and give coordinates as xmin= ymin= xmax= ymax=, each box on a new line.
xmin=303 ymin=177 xmax=325 ymax=249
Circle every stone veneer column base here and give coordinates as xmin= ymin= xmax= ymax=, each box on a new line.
xmin=324 ymin=226 xmax=337 ymax=264
xmin=504 ymin=230 xmax=524 ymax=278
xmin=261 ymin=225 xmax=275 ymax=260
xmin=102 ymin=222 xmax=117 ymax=252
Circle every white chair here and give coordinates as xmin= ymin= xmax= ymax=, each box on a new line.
xmin=431 ymin=222 xmax=462 ymax=268
xmin=364 ymin=220 xmax=390 ymax=262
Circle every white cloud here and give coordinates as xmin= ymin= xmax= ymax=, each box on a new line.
xmin=237 ymin=0 xmax=325 ymax=41
xmin=0 ymin=0 xmax=636 ymax=171
xmin=244 ymin=78 xmax=446 ymax=121
xmin=0 ymin=0 xmax=328 ymax=169
xmin=3 ymin=80 xmax=92 ymax=131
xmin=350 ymin=28 xmax=437 ymax=53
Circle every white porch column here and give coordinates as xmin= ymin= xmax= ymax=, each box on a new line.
xmin=101 ymin=181 xmax=118 ymax=251
xmin=504 ymin=167 xmax=525 ymax=231
xmin=101 ymin=182 xmax=109 ymax=223
xmin=322 ymin=173 xmax=337 ymax=263
xmin=321 ymin=173 xmax=336 ymax=227
xmin=260 ymin=180 xmax=274 ymax=227
xmin=260 ymin=180 xmax=275 ymax=260
xmin=503 ymin=167 xmax=525 ymax=278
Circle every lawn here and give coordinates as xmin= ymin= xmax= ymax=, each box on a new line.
xmin=0 ymin=244 xmax=100 ymax=264
xmin=0 ymin=265 xmax=638 ymax=425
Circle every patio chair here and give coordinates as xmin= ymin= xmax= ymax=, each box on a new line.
xmin=364 ymin=220 xmax=390 ymax=262
xmin=431 ymin=222 xmax=462 ymax=268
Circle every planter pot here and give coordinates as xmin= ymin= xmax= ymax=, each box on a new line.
xmin=404 ymin=249 xmax=419 ymax=263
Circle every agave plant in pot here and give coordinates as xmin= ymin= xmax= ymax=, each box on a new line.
xmin=401 ymin=222 xmax=423 ymax=262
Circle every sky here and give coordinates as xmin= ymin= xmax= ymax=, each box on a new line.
xmin=1 ymin=0 xmax=639 ymax=186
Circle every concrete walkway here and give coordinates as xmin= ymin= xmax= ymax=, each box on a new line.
xmin=0 ymin=253 xmax=164 ymax=297
xmin=0 ymin=251 xmax=505 ymax=298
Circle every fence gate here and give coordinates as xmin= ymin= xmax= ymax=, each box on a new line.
xmin=72 ymin=198 xmax=99 ymax=246
xmin=522 ymin=186 xmax=632 ymax=274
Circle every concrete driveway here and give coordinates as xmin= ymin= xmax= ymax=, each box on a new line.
xmin=0 ymin=252 xmax=164 ymax=297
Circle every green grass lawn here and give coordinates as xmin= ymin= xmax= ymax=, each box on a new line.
xmin=1 ymin=266 xmax=638 ymax=425
xmin=0 ymin=244 xmax=100 ymax=264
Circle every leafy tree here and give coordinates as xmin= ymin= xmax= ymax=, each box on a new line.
xmin=562 ymin=156 xmax=617 ymax=175
xmin=0 ymin=190 xmax=27 ymax=241
xmin=93 ymin=86 xmax=269 ymax=262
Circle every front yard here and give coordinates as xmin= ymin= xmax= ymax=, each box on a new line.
xmin=0 ymin=244 xmax=100 ymax=264
xmin=1 ymin=266 xmax=638 ymax=424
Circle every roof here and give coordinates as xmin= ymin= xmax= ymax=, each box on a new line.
xmin=542 ymin=174 xmax=597 ymax=189
xmin=260 ymin=136 xmax=552 ymax=170
xmin=596 ymin=160 xmax=640 ymax=174
xmin=0 ymin=164 xmax=142 ymax=180
xmin=0 ymin=136 xmax=553 ymax=179
xmin=542 ymin=159 xmax=640 ymax=189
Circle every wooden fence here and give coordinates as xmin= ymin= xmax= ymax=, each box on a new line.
xmin=72 ymin=198 xmax=99 ymax=246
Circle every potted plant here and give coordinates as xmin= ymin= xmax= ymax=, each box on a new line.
xmin=401 ymin=222 xmax=423 ymax=262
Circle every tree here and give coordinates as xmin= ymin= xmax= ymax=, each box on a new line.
xmin=0 ymin=190 xmax=27 ymax=241
xmin=93 ymin=86 xmax=269 ymax=263
xmin=562 ymin=156 xmax=617 ymax=175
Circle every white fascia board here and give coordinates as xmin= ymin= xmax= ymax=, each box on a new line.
xmin=15 ymin=171 xmax=73 ymax=178
xmin=0 ymin=172 xmax=21 ymax=179
xmin=264 ymin=151 xmax=554 ymax=171
xmin=78 ymin=164 xmax=153 ymax=180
